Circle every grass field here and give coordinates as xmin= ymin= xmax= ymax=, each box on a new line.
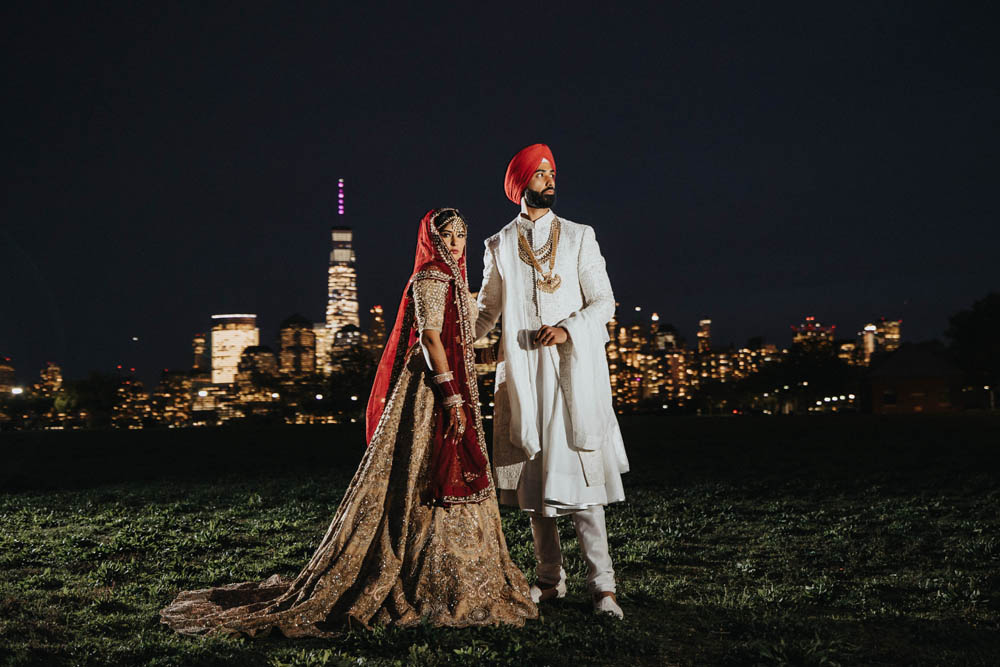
xmin=1 ymin=416 xmax=999 ymax=666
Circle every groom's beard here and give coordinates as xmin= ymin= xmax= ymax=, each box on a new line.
xmin=524 ymin=187 xmax=556 ymax=209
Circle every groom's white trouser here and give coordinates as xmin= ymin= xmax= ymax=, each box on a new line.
xmin=530 ymin=505 xmax=615 ymax=594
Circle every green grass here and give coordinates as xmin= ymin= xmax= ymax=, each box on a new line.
xmin=1 ymin=416 xmax=999 ymax=665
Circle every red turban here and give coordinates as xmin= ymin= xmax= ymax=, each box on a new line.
xmin=504 ymin=144 xmax=556 ymax=205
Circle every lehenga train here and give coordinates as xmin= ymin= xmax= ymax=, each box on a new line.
xmin=160 ymin=346 xmax=535 ymax=636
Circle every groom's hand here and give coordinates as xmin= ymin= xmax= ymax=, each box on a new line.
xmin=534 ymin=325 xmax=568 ymax=346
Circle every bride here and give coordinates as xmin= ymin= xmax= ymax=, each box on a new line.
xmin=161 ymin=208 xmax=537 ymax=636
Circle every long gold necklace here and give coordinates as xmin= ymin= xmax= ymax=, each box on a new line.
xmin=517 ymin=217 xmax=562 ymax=293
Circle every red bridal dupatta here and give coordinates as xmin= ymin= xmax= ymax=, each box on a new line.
xmin=365 ymin=210 xmax=491 ymax=505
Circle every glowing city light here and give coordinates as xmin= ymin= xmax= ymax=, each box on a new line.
xmin=11 ymin=387 xmax=24 ymax=395
xmin=315 ymin=393 xmax=324 ymax=400
xmin=197 ymin=390 xmax=208 ymax=397
xmin=350 ymin=395 xmax=358 ymax=401
xmin=271 ymin=392 xmax=280 ymax=398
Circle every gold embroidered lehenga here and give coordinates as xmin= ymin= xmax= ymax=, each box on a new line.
xmin=160 ymin=210 xmax=537 ymax=637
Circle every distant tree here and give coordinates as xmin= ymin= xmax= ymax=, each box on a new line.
xmin=53 ymin=390 xmax=78 ymax=413
xmin=277 ymin=373 xmax=329 ymax=418
xmin=714 ymin=347 xmax=863 ymax=414
xmin=326 ymin=345 xmax=378 ymax=418
xmin=0 ymin=393 xmax=52 ymax=429
xmin=70 ymin=372 xmax=125 ymax=428
xmin=946 ymin=292 xmax=1000 ymax=386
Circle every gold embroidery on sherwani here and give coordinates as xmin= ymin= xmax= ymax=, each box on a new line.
xmin=160 ymin=232 xmax=536 ymax=635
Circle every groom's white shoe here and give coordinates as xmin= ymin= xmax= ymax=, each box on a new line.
xmin=529 ymin=579 xmax=566 ymax=604
xmin=593 ymin=591 xmax=624 ymax=619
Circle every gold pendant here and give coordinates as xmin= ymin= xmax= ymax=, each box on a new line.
xmin=537 ymin=273 xmax=562 ymax=293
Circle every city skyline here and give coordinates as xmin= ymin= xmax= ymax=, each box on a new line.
xmin=0 ymin=194 xmax=929 ymax=390
xmin=4 ymin=213 xmax=985 ymax=428
xmin=2 ymin=5 xmax=996 ymax=387
xmin=0 ymin=205 xmax=922 ymax=388
xmin=4 ymin=189 xmax=926 ymax=388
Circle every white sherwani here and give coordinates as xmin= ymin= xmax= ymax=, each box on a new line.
xmin=476 ymin=209 xmax=629 ymax=518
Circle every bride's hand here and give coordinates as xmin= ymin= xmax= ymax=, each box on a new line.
xmin=445 ymin=405 xmax=467 ymax=440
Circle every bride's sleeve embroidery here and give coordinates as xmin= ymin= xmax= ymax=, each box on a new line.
xmin=412 ymin=273 xmax=450 ymax=332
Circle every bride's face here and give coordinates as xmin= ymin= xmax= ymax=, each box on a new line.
xmin=439 ymin=221 xmax=467 ymax=260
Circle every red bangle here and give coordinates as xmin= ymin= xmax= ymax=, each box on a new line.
xmin=436 ymin=378 xmax=461 ymax=399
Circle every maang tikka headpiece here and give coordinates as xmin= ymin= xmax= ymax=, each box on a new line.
xmin=436 ymin=213 xmax=466 ymax=234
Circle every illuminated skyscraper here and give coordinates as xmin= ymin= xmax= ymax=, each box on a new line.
xmin=314 ymin=324 xmax=333 ymax=376
xmin=326 ymin=181 xmax=360 ymax=332
xmin=39 ymin=362 xmax=62 ymax=396
xmin=697 ymin=319 xmax=712 ymax=354
xmin=663 ymin=351 xmax=691 ymax=404
xmin=792 ymin=316 xmax=835 ymax=352
xmin=877 ymin=319 xmax=902 ymax=352
xmin=0 ymin=356 xmax=15 ymax=393
xmin=370 ymin=305 xmax=386 ymax=347
xmin=279 ymin=314 xmax=317 ymax=376
xmin=839 ymin=341 xmax=859 ymax=365
xmin=861 ymin=323 xmax=878 ymax=364
xmin=326 ymin=227 xmax=360 ymax=331
xmin=317 ymin=179 xmax=361 ymax=375
xmin=650 ymin=313 xmax=678 ymax=351
xmin=211 ymin=314 xmax=260 ymax=384
xmin=192 ymin=333 xmax=208 ymax=371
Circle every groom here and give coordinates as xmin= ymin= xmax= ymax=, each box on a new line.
xmin=475 ymin=143 xmax=629 ymax=618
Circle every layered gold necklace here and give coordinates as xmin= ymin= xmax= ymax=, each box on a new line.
xmin=517 ymin=216 xmax=562 ymax=293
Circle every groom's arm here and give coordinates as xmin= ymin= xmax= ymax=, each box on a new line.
xmin=475 ymin=238 xmax=503 ymax=341
xmin=557 ymin=225 xmax=616 ymax=342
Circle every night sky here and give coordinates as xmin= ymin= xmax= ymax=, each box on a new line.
xmin=3 ymin=4 xmax=997 ymax=387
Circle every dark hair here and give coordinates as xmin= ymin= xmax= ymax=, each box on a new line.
xmin=431 ymin=208 xmax=466 ymax=231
